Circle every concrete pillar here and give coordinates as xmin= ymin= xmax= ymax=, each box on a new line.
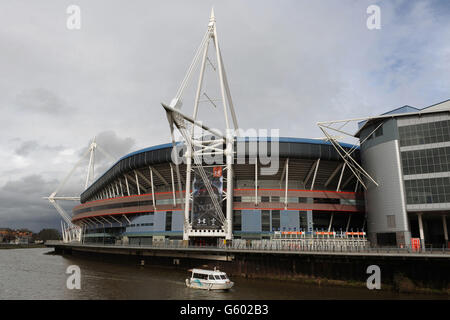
xmin=418 ymin=213 xmax=425 ymax=250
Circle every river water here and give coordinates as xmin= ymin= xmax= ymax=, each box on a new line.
xmin=0 ymin=248 xmax=446 ymax=300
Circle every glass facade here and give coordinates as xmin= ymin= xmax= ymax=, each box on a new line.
xmin=398 ymin=120 xmax=450 ymax=147
xmin=299 ymin=211 xmax=307 ymax=230
xmin=404 ymin=177 xmax=450 ymax=204
xmin=401 ymin=147 xmax=450 ymax=175
xmin=271 ymin=210 xmax=280 ymax=231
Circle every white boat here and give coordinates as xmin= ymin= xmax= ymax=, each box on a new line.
xmin=185 ymin=268 xmax=234 ymax=290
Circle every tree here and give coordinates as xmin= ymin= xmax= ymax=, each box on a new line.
xmin=36 ymin=229 xmax=61 ymax=241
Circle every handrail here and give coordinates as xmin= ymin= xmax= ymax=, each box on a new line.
xmin=45 ymin=240 xmax=450 ymax=255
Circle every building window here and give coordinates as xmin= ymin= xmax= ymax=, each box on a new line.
xmin=233 ymin=196 xmax=242 ymax=202
xmin=261 ymin=210 xmax=270 ymax=232
xmin=165 ymin=211 xmax=172 ymax=231
xmin=233 ymin=210 xmax=242 ymax=231
xmin=314 ymin=198 xmax=340 ymax=204
xmin=271 ymin=196 xmax=280 ymax=202
xmin=261 ymin=196 xmax=270 ymax=203
xmin=280 ymin=197 xmax=299 ymax=203
xmin=271 ymin=210 xmax=280 ymax=231
xmin=299 ymin=211 xmax=307 ymax=230
xmin=241 ymin=196 xmax=261 ymax=202
xmin=298 ymin=197 xmax=307 ymax=203
xmin=404 ymin=177 xmax=450 ymax=204
xmin=401 ymin=146 xmax=450 ymax=175
xmin=398 ymin=120 xmax=450 ymax=147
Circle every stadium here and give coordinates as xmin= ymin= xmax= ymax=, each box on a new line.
xmin=72 ymin=137 xmax=365 ymax=245
xmin=53 ymin=10 xmax=449 ymax=251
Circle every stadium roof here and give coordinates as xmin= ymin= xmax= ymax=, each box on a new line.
xmin=80 ymin=137 xmax=359 ymax=203
xmin=355 ymin=99 xmax=450 ymax=137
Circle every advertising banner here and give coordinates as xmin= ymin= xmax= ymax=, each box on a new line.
xmin=192 ymin=166 xmax=223 ymax=230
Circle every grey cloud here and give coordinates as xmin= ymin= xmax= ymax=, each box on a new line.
xmin=14 ymin=140 xmax=39 ymax=156
xmin=14 ymin=140 xmax=65 ymax=156
xmin=74 ymin=130 xmax=136 ymax=182
xmin=77 ymin=130 xmax=135 ymax=162
xmin=15 ymin=88 xmax=69 ymax=114
xmin=0 ymin=175 xmax=64 ymax=232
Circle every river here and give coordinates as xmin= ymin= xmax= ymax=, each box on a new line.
xmin=0 ymin=248 xmax=446 ymax=300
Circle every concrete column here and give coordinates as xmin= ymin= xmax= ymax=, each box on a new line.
xmin=306 ymin=198 xmax=313 ymax=233
xmin=418 ymin=213 xmax=425 ymax=250
xmin=443 ymin=215 xmax=448 ymax=245
xmin=307 ymin=210 xmax=313 ymax=233
xmin=183 ymin=152 xmax=192 ymax=241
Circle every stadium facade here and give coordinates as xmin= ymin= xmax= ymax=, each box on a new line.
xmin=70 ymin=99 xmax=450 ymax=249
xmin=65 ymin=10 xmax=449 ymax=249
xmin=73 ymin=137 xmax=365 ymax=245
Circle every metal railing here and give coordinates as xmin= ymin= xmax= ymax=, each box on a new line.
xmin=46 ymin=239 xmax=450 ymax=255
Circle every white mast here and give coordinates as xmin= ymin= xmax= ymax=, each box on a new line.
xmin=163 ymin=8 xmax=238 ymax=241
xmin=44 ymin=137 xmax=115 ymax=243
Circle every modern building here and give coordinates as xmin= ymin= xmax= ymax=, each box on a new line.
xmin=60 ymin=9 xmax=449 ymax=249
xmin=356 ymin=99 xmax=450 ymax=248
xmin=72 ymin=138 xmax=365 ymax=245
xmin=69 ymin=100 xmax=450 ymax=249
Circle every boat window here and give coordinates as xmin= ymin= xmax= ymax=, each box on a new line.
xmin=208 ymin=275 xmax=215 ymax=280
xmin=214 ymin=275 xmax=221 ymax=280
xmin=220 ymin=275 xmax=227 ymax=280
xmin=193 ymin=273 xmax=207 ymax=280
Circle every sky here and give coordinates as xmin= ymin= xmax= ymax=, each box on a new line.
xmin=0 ymin=0 xmax=449 ymax=232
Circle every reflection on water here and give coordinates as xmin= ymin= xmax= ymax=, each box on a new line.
xmin=0 ymin=248 xmax=446 ymax=300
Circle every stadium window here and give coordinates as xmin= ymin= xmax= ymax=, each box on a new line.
xmin=261 ymin=196 xmax=270 ymax=202
xmin=165 ymin=211 xmax=172 ymax=231
xmin=261 ymin=210 xmax=270 ymax=232
xmin=271 ymin=210 xmax=280 ymax=231
xmin=271 ymin=196 xmax=280 ymax=202
xmin=298 ymin=197 xmax=307 ymax=203
xmin=299 ymin=211 xmax=307 ymax=230
xmin=314 ymin=198 xmax=339 ymax=204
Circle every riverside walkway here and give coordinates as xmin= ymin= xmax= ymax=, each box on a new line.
xmin=45 ymin=240 xmax=450 ymax=259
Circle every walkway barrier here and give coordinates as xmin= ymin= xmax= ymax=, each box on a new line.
xmin=48 ymin=239 xmax=450 ymax=255
xmin=225 ymin=238 xmax=370 ymax=252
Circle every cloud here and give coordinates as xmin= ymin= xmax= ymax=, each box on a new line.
xmin=76 ymin=130 xmax=136 ymax=176
xmin=0 ymin=175 xmax=62 ymax=232
xmin=15 ymin=140 xmax=64 ymax=156
xmin=15 ymin=88 xmax=70 ymax=115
